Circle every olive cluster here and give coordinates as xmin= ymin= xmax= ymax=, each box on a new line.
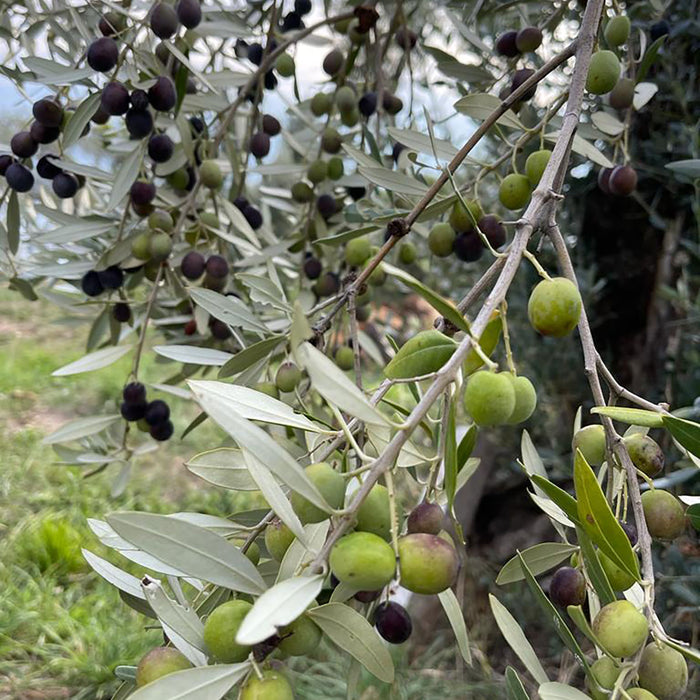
xmin=79 ymin=265 xmax=134 ymax=323
xmin=0 ymin=98 xmax=90 ymax=195
xmin=427 ymin=200 xmax=507 ymax=262
xmin=121 ymin=382 xmax=173 ymax=442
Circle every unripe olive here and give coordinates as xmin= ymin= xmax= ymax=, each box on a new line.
xmin=327 ymin=156 xmax=344 ymax=181
xmin=355 ymin=484 xmax=391 ymax=540
xmin=604 ymin=15 xmax=631 ymax=47
xmin=321 ymin=127 xmax=342 ymax=154
xmin=623 ymin=434 xmax=664 ymax=477
xmin=291 ymin=181 xmax=314 ymax=203
xmin=406 ymin=502 xmax=443 ymax=535
xmin=428 ymin=222 xmax=456 ymax=257
xmin=345 ymin=236 xmax=371 ymax=266
xmin=505 ymin=374 xmax=537 ymax=424
xmin=549 ymin=566 xmax=586 ymax=608
xmin=239 ymin=670 xmax=294 ymax=700
xmin=334 ymin=345 xmax=355 ymax=371
xmin=278 ymin=614 xmax=322 ymax=656
xmin=586 ymin=50 xmax=621 ymax=95
xmin=275 ymin=362 xmax=302 ymax=393
xmin=340 ymin=107 xmax=360 ymax=127
xmin=136 ymin=647 xmax=191 ymax=687
xmin=398 ymin=533 xmax=458 ymax=594
xmin=587 ymin=656 xmax=620 ymax=700
xmin=290 ymin=462 xmax=346 ymax=524
xmin=638 ymin=642 xmax=688 ymax=700
xmin=527 ymin=277 xmax=582 ymax=337
xmin=264 ymin=518 xmax=295 ymax=561
xmin=307 ymin=159 xmax=327 ymax=184
xmin=244 ymin=541 xmax=260 ymax=566
xmin=641 ymin=490 xmax=686 ymax=540
xmin=203 ymin=600 xmax=253 ymax=663
xmin=499 ymin=173 xmax=531 ymax=210
xmin=599 ymin=551 xmax=636 ymax=591
xmin=335 ymin=85 xmax=356 ymax=112
xmin=329 ymin=531 xmax=396 ymax=590
xmin=276 ymin=53 xmax=296 ymax=77
xmin=609 ymin=78 xmax=635 ymax=110
xmin=131 ymin=232 xmax=152 ymax=260
xmin=525 ymin=150 xmax=552 ymax=186
xmin=464 ymin=371 xmax=516 ymax=426
xmin=256 ymin=381 xmax=280 ymax=399
xmin=592 ymin=600 xmax=648 ymax=657
xmin=449 ymin=199 xmax=482 ymax=233
xmin=149 ymin=232 xmax=172 ymax=262
xmin=398 ymin=241 xmax=416 ymax=264
xmin=573 ymin=425 xmax=607 ymax=466
xmin=199 ymin=159 xmax=223 ymax=189
xmin=148 ymin=209 xmax=174 ymax=232
xmin=310 ymin=92 xmax=333 ymax=117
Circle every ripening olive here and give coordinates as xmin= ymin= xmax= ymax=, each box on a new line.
xmin=592 ymin=600 xmax=648 ymax=657
xmin=527 ymin=277 xmax=582 ymax=337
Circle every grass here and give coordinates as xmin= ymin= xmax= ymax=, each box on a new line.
xmin=0 ymin=291 xmax=506 ymax=699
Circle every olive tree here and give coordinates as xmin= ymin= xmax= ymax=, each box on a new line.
xmin=0 ymin=0 xmax=698 ymax=698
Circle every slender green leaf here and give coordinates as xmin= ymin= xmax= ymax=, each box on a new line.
xmin=662 ymin=415 xmax=700 ymax=458
xmin=516 ymin=552 xmax=591 ymax=677
xmin=438 ymin=588 xmax=471 ymax=664
xmin=128 ymin=664 xmax=250 ymax=700
xmin=241 ymin=450 xmax=307 ymax=542
xmin=63 ymin=92 xmax=101 ymax=148
xmin=42 ymin=414 xmax=120 ymax=444
xmin=6 ymin=189 xmax=19 ymax=255
xmin=590 ymin=406 xmax=664 ymax=428
xmin=141 ymin=576 xmax=207 ymax=659
xmin=384 ymin=330 xmax=457 ymax=379
xmin=538 ymin=682 xmax=591 ymax=700
xmin=382 ymin=262 xmax=469 ymax=332
xmin=218 ymin=336 xmax=286 ymax=378
xmin=52 ymin=345 xmax=132 ymax=376
xmin=108 ymin=142 xmax=147 ymax=210
xmin=296 ymin=342 xmax=387 ymax=426
xmin=505 ymin=667 xmax=529 ymax=700
xmin=235 ymin=575 xmax=324 ymax=645
xmin=107 ymin=512 xmax=267 ymax=594
xmin=444 ymin=400 xmax=458 ymax=510
xmin=309 ymin=603 xmax=394 ymax=683
xmin=186 ymin=449 xmax=258 ymax=491
xmin=457 ymin=425 xmax=477 ymax=472
xmin=82 ymin=549 xmax=145 ymax=599
xmin=576 ymin=528 xmax=616 ymax=606
xmin=454 ymin=93 xmax=524 ymax=130
xmin=574 ymin=451 xmax=640 ymax=580
xmin=153 ymin=345 xmax=233 ymax=366
xmin=489 ymin=594 xmax=548 ymax=684
xmin=497 ymin=543 xmax=578 ymax=585
xmin=530 ymin=476 xmax=580 ymax=524
xmin=189 ymin=380 xmax=323 ymax=433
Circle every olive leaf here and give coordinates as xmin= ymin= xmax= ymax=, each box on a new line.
xmin=384 ymin=330 xmax=457 ymax=379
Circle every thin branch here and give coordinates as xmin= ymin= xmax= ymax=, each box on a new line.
xmin=547 ymin=222 xmax=655 ymax=603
